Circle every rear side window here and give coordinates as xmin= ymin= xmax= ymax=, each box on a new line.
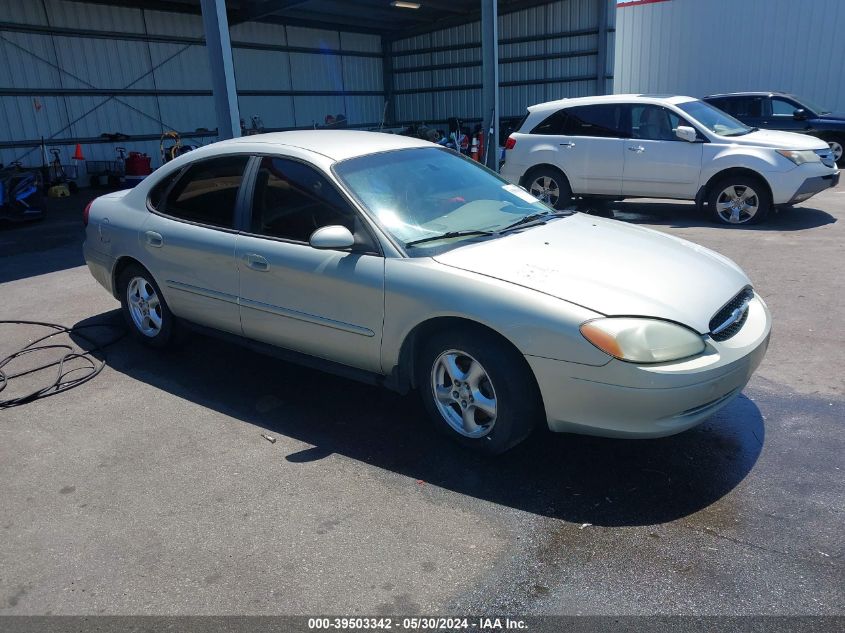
xmin=718 ymin=97 xmax=763 ymax=118
xmin=162 ymin=155 xmax=249 ymax=229
xmin=561 ymin=105 xmax=626 ymax=138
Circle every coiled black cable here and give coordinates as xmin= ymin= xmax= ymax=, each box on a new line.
xmin=0 ymin=320 xmax=125 ymax=409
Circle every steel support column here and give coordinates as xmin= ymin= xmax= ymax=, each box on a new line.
xmin=200 ymin=0 xmax=240 ymax=139
xmin=481 ymin=0 xmax=499 ymax=170
xmin=596 ymin=0 xmax=608 ymax=95
xmin=381 ymin=36 xmax=395 ymax=127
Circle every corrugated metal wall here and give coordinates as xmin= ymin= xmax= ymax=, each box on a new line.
xmin=392 ymin=0 xmax=615 ymax=125
xmin=0 ymin=0 xmax=383 ymax=168
xmin=614 ymin=0 xmax=845 ymax=113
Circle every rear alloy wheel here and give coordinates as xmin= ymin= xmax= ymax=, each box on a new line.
xmin=118 ymin=264 xmax=176 ymax=348
xmin=709 ymin=177 xmax=770 ymax=225
xmin=526 ymin=168 xmax=572 ymax=210
xmin=418 ymin=328 xmax=540 ymax=455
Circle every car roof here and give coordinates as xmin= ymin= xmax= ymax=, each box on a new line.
xmin=221 ymin=130 xmax=434 ymax=162
xmin=526 ymin=93 xmax=697 ymax=113
xmin=704 ymin=91 xmax=791 ymax=99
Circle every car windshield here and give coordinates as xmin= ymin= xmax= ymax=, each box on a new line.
xmin=677 ymin=100 xmax=753 ymax=137
xmin=793 ymin=95 xmax=831 ymax=115
xmin=334 ymin=147 xmax=558 ymax=255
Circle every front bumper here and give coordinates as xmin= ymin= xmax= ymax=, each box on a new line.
xmin=785 ymin=171 xmax=840 ymax=205
xmin=527 ymin=294 xmax=772 ymax=438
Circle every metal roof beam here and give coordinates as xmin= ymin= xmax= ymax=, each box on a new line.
xmin=233 ymin=0 xmax=308 ymax=25
xmin=389 ymin=0 xmax=561 ymax=40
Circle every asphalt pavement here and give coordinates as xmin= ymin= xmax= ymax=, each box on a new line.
xmin=0 ymin=188 xmax=842 ymax=617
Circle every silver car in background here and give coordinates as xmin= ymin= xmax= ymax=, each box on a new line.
xmin=83 ymin=131 xmax=771 ymax=454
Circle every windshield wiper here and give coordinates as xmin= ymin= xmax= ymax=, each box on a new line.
xmin=498 ymin=210 xmax=569 ymax=234
xmin=723 ymin=127 xmax=757 ymax=137
xmin=405 ymin=229 xmax=495 ymax=247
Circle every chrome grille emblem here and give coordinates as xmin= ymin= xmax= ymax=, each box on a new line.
xmin=711 ymin=298 xmax=751 ymax=336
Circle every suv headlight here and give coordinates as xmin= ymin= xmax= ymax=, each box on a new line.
xmin=580 ymin=318 xmax=705 ymax=364
xmin=776 ymin=149 xmax=820 ymax=166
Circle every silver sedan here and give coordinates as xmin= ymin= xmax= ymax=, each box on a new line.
xmin=83 ymin=131 xmax=771 ymax=454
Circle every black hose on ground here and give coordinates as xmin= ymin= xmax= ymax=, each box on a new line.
xmin=0 ymin=320 xmax=125 ymax=409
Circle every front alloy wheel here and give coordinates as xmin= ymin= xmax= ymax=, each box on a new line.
xmin=430 ymin=349 xmax=497 ymax=438
xmin=828 ymin=139 xmax=843 ymax=165
xmin=715 ymin=185 xmax=759 ymax=224
xmin=418 ymin=328 xmax=540 ymax=454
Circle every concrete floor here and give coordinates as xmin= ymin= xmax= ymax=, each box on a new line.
xmin=0 ymin=188 xmax=842 ymax=616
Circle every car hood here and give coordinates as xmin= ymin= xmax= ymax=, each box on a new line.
xmin=432 ymin=213 xmax=751 ymax=334
xmin=817 ymin=112 xmax=845 ymax=122
xmin=722 ymin=128 xmax=828 ymax=150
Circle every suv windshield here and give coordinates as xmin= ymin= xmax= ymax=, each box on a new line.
xmin=677 ymin=100 xmax=753 ymax=137
xmin=334 ymin=147 xmax=558 ymax=256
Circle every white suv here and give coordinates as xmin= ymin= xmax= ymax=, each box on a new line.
xmin=500 ymin=94 xmax=840 ymax=225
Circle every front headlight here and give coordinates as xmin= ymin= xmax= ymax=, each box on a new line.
xmin=776 ymin=149 xmax=820 ymax=166
xmin=580 ymin=318 xmax=705 ymax=364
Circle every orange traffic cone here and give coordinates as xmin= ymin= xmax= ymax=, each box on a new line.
xmin=470 ymin=136 xmax=479 ymax=161
xmin=72 ymin=143 xmax=84 ymax=160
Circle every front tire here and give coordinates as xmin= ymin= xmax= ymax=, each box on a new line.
xmin=417 ymin=327 xmax=541 ymax=455
xmin=821 ymin=136 xmax=844 ymax=167
xmin=118 ymin=264 xmax=176 ymax=348
xmin=525 ymin=167 xmax=572 ymax=210
xmin=708 ymin=175 xmax=771 ymax=225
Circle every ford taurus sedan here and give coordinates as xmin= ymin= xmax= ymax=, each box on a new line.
xmin=83 ymin=131 xmax=771 ymax=454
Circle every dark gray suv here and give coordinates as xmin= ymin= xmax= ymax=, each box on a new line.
xmin=704 ymin=92 xmax=845 ymax=166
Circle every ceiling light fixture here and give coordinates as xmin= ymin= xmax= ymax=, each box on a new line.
xmin=391 ymin=1 xmax=421 ymax=8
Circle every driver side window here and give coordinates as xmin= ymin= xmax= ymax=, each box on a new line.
xmin=771 ymin=97 xmax=798 ymax=117
xmin=250 ymin=157 xmax=355 ymax=243
xmin=631 ymin=105 xmax=689 ymax=141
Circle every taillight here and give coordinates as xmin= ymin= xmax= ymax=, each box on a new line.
xmin=505 ymin=136 xmax=517 ymax=150
xmin=83 ymin=200 xmax=93 ymax=227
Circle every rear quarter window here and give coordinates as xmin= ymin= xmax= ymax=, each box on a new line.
xmin=147 ymin=170 xmax=181 ymax=211
xmin=530 ymin=110 xmax=567 ymax=134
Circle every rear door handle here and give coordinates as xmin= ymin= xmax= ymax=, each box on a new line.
xmin=559 ymin=142 xmax=576 ymax=148
xmin=244 ymin=253 xmax=269 ymax=271
xmin=628 ymin=145 xmax=645 ymax=153
xmin=145 ymin=231 xmax=163 ymax=247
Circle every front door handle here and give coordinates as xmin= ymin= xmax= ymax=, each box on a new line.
xmin=559 ymin=142 xmax=576 ymax=148
xmin=145 ymin=231 xmax=163 ymax=247
xmin=244 ymin=253 xmax=269 ymax=271
xmin=628 ymin=145 xmax=645 ymax=153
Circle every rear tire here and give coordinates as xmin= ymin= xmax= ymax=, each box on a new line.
xmin=707 ymin=175 xmax=771 ymax=225
xmin=578 ymin=197 xmax=614 ymax=217
xmin=117 ymin=264 xmax=176 ymax=349
xmin=524 ymin=167 xmax=572 ymax=210
xmin=417 ymin=327 xmax=541 ymax=455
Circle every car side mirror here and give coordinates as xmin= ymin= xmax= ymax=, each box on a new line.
xmin=309 ymin=225 xmax=355 ymax=250
xmin=793 ymin=108 xmax=808 ymax=121
xmin=675 ymin=125 xmax=699 ymax=143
